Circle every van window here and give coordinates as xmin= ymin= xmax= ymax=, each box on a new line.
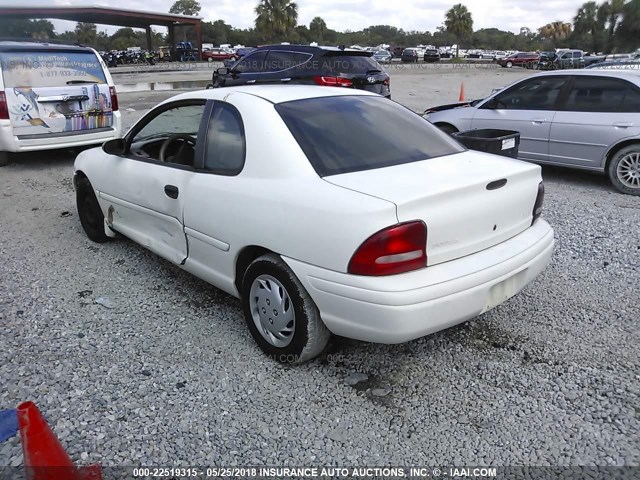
xmin=0 ymin=50 xmax=107 ymax=88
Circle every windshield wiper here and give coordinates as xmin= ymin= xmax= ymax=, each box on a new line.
xmin=66 ymin=80 xmax=99 ymax=85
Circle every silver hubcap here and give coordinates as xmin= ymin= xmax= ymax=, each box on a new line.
xmin=617 ymin=152 xmax=640 ymax=189
xmin=249 ymin=275 xmax=295 ymax=347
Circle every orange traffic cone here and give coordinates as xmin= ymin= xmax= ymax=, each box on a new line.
xmin=458 ymin=82 xmax=465 ymax=101
xmin=17 ymin=401 xmax=102 ymax=480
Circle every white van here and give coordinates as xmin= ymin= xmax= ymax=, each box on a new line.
xmin=0 ymin=41 xmax=122 ymax=166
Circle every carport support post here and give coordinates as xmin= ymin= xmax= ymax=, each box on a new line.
xmin=195 ymin=20 xmax=202 ymax=61
xmin=168 ymin=24 xmax=176 ymax=60
xmin=146 ymin=25 xmax=153 ymax=52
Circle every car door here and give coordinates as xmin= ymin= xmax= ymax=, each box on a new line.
xmin=222 ymin=50 xmax=269 ymax=86
xmin=471 ymin=75 xmax=569 ymax=162
xmin=549 ymin=75 xmax=640 ymax=169
xmin=182 ymin=100 xmax=247 ymax=295
xmin=97 ymin=100 xmax=209 ymax=265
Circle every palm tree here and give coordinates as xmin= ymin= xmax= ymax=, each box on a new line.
xmin=309 ymin=16 xmax=327 ymax=42
xmin=444 ymin=4 xmax=473 ymax=58
xmin=538 ymin=21 xmax=572 ymax=45
xmin=255 ymin=0 xmax=298 ymax=43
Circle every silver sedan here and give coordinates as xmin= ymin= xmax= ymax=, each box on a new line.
xmin=425 ymin=70 xmax=640 ymax=195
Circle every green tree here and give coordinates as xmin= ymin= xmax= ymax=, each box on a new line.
xmin=255 ymin=0 xmax=298 ymax=43
xmin=600 ymin=0 xmax=625 ymax=51
xmin=202 ymin=20 xmax=233 ymax=46
xmin=169 ymin=0 xmax=202 ymax=16
xmin=309 ymin=17 xmax=327 ymax=42
xmin=573 ymin=2 xmax=606 ymax=52
xmin=75 ymin=22 xmax=98 ymax=46
xmin=615 ymin=0 xmax=640 ymax=51
xmin=444 ymin=3 xmax=473 ymax=57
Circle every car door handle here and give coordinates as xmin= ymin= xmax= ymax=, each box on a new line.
xmin=531 ymin=118 xmax=546 ymax=123
xmin=613 ymin=122 xmax=633 ymax=128
xmin=164 ymin=185 xmax=179 ymax=199
xmin=245 ymin=79 xmax=256 ymax=84
xmin=280 ymin=77 xmax=292 ymax=82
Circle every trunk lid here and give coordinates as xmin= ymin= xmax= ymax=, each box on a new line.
xmin=325 ymin=150 xmax=542 ymax=266
xmin=0 ymin=49 xmax=113 ymax=137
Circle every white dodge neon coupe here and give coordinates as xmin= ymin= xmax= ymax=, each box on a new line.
xmin=74 ymin=85 xmax=554 ymax=362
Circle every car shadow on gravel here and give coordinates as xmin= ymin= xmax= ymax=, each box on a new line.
xmin=3 ymin=148 xmax=90 ymax=170
xmin=540 ymin=165 xmax=613 ymax=193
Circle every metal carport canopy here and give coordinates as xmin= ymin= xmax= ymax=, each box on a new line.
xmin=0 ymin=5 xmax=203 ymax=55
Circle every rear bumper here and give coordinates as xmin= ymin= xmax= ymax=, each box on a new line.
xmin=283 ymin=219 xmax=554 ymax=344
xmin=0 ymin=112 xmax=122 ymax=153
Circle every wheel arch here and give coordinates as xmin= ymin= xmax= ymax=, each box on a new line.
xmin=234 ymin=245 xmax=273 ymax=294
xmin=605 ymin=140 xmax=640 ymax=171
xmin=433 ymin=122 xmax=459 ymax=134
xmin=73 ymin=170 xmax=88 ymax=187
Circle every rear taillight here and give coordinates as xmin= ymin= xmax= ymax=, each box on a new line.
xmin=0 ymin=91 xmax=8 ymax=120
xmin=383 ymin=78 xmax=390 ymax=87
xmin=313 ymin=76 xmax=353 ymax=87
xmin=532 ymin=182 xmax=544 ymax=224
xmin=348 ymin=221 xmax=427 ymax=276
xmin=109 ymin=86 xmax=119 ymax=111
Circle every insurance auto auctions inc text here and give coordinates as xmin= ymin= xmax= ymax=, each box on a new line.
xmin=253 ymin=467 xmax=497 ymax=477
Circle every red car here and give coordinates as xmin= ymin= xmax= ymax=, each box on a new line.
xmin=497 ymin=52 xmax=540 ymax=68
xmin=202 ymin=48 xmax=237 ymax=62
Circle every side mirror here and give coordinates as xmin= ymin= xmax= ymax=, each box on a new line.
xmin=216 ymin=67 xmax=229 ymax=75
xmin=103 ymin=138 xmax=126 ymax=155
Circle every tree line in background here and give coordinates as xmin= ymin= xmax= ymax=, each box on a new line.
xmin=0 ymin=0 xmax=638 ymax=53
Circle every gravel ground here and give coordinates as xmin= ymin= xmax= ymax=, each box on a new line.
xmin=0 ymin=85 xmax=639 ymax=474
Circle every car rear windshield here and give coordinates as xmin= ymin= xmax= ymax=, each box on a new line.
xmin=0 ymin=50 xmax=107 ymax=88
xmin=276 ymin=95 xmax=464 ymax=177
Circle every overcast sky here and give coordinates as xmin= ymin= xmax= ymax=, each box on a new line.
xmin=35 ymin=0 xmax=582 ymax=35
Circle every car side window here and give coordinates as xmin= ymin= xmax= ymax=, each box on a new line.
xmin=129 ymin=102 xmax=205 ymax=166
xmin=264 ymin=51 xmax=312 ymax=72
xmin=203 ymin=102 xmax=245 ymax=175
xmin=233 ymin=51 xmax=268 ymax=73
xmin=563 ymin=76 xmax=640 ymax=113
xmin=487 ymin=76 xmax=567 ymax=110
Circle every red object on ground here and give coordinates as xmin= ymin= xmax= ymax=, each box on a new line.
xmin=17 ymin=401 xmax=102 ymax=480
xmin=458 ymin=82 xmax=465 ymax=101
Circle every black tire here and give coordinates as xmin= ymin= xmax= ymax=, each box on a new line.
xmin=436 ymin=123 xmax=458 ymax=135
xmin=608 ymin=144 xmax=640 ymax=196
xmin=76 ymin=177 xmax=111 ymax=242
xmin=0 ymin=152 xmax=8 ymax=167
xmin=241 ymin=253 xmax=330 ymax=363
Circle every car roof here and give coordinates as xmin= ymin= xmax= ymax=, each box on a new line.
xmin=0 ymin=40 xmax=93 ymax=53
xmin=164 ymin=85 xmax=378 ymax=105
xmin=534 ymin=69 xmax=640 ymax=82
xmin=253 ymin=44 xmax=364 ymax=54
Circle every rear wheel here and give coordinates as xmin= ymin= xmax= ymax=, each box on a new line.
xmin=506 ymin=61 xmax=513 ymax=68
xmin=608 ymin=145 xmax=640 ymax=196
xmin=76 ymin=177 xmax=111 ymax=242
xmin=241 ymin=253 xmax=330 ymax=363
